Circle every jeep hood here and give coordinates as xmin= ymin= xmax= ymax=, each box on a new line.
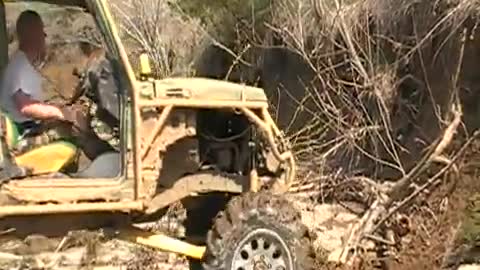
xmin=145 ymin=77 xmax=268 ymax=102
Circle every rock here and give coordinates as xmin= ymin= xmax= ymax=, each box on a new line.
xmin=23 ymin=234 xmax=59 ymax=254
xmin=293 ymin=200 xmax=360 ymax=252
xmin=0 ymin=230 xmax=189 ymax=269
xmin=327 ymin=248 xmax=343 ymax=262
xmin=459 ymin=265 xmax=480 ymax=270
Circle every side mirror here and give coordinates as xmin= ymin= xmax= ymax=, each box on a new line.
xmin=139 ymin=53 xmax=152 ymax=80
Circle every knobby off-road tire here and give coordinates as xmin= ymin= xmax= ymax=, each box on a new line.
xmin=203 ymin=191 xmax=317 ymax=270
xmin=184 ymin=192 xmax=232 ymax=270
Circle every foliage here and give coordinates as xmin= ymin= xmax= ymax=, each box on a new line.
xmin=459 ymin=193 xmax=480 ymax=244
xmin=174 ymin=0 xmax=272 ymax=40
xmin=111 ymin=0 xmax=204 ymax=78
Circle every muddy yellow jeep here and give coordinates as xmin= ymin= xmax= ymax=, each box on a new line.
xmin=0 ymin=1 xmax=316 ymax=269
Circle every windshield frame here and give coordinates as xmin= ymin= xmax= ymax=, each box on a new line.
xmin=86 ymin=0 xmax=136 ymax=81
xmin=86 ymin=0 xmax=142 ymax=198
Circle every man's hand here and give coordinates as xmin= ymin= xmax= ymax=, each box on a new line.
xmin=14 ymin=90 xmax=65 ymax=120
xmin=14 ymin=90 xmax=89 ymax=132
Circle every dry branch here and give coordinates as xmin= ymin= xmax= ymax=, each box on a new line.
xmin=336 ymin=105 xmax=464 ymax=264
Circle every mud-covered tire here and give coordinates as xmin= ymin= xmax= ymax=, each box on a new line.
xmin=184 ymin=193 xmax=232 ymax=270
xmin=203 ymin=191 xmax=316 ymax=270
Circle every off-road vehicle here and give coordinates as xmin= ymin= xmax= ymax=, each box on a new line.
xmin=0 ymin=0 xmax=316 ymax=269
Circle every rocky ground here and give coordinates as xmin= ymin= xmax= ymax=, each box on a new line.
xmin=0 ymin=199 xmax=362 ymax=269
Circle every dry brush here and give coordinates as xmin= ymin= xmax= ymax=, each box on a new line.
xmin=261 ymin=0 xmax=480 ymax=266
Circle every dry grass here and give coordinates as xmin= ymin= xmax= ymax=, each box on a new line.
xmin=110 ymin=0 xmax=206 ymax=78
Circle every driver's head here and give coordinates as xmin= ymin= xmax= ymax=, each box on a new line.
xmin=16 ymin=10 xmax=46 ymax=65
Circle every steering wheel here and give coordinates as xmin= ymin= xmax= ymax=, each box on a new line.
xmin=68 ymin=45 xmax=109 ymax=106
xmin=69 ymin=69 xmax=86 ymax=105
xmin=69 ymin=56 xmax=109 ymax=117
xmin=70 ymin=58 xmax=121 ymax=148
xmin=69 ymin=67 xmax=93 ymax=106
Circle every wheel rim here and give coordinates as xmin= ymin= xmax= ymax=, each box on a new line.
xmin=231 ymin=228 xmax=294 ymax=270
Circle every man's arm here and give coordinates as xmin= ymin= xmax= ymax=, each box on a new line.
xmin=13 ymin=90 xmax=65 ymax=121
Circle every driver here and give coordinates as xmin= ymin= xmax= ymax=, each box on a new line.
xmin=0 ymin=10 xmax=111 ymax=158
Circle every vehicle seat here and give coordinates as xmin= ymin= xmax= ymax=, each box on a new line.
xmin=0 ymin=112 xmax=78 ymax=176
xmin=71 ymin=151 xmax=121 ymax=178
xmin=0 ymin=113 xmax=26 ymax=181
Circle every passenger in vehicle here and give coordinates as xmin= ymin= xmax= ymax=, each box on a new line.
xmin=0 ymin=10 xmax=112 ymax=159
